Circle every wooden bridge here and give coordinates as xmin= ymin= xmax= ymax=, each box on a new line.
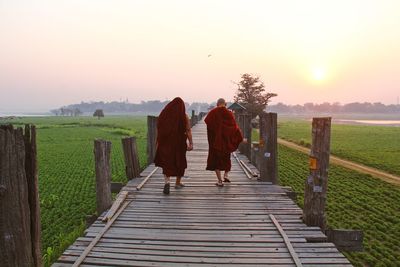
xmin=53 ymin=120 xmax=351 ymax=266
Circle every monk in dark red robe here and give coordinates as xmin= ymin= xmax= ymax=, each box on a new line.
xmin=205 ymin=98 xmax=243 ymax=186
xmin=154 ymin=97 xmax=193 ymax=194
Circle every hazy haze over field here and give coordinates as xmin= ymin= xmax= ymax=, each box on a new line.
xmin=1 ymin=0 xmax=400 ymax=112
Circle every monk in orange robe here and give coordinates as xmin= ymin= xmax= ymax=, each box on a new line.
xmin=154 ymin=97 xmax=193 ymax=194
xmin=205 ymin=98 xmax=243 ymax=186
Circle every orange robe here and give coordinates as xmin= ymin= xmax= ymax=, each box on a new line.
xmin=154 ymin=97 xmax=188 ymax=177
xmin=205 ymin=107 xmax=243 ymax=171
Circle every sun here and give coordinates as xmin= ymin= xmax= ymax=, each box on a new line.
xmin=311 ymin=67 xmax=326 ymax=81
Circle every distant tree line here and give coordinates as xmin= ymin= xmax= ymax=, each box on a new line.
xmin=267 ymin=102 xmax=400 ymax=114
xmin=51 ymin=108 xmax=83 ymax=116
xmin=50 ymin=100 xmax=211 ymax=116
xmin=50 ymin=100 xmax=399 ymax=116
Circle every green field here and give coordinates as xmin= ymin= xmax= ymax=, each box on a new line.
xmin=2 ymin=116 xmax=147 ymax=265
xmin=278 ymin=144 xmax=400 ymax=267
xmin=2 ymin=115 xmax=400 ymax=266
xmin=277 ymin=118 xmax=400 ymax=176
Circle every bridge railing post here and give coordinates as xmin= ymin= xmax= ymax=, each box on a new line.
xmin=303 ymin=117 xmax=331 ymax=231
xmin=0 ymin=125 xmax=42 ymax=267
xmin=251 ymin=141 xmax=260 ymax=169
xmin=121 ymin=137 xmax=141 ymax=180
xmin=147 ymin=116 xmax=158 ymax=165
xmin=238 ymin=114 xmax=252 ymax=159
xmin=259 ymin=112 xmax=278 ymax=183
xmin=94 ymin=139 xmax=112 ymax=215
xmin=191 ymin=110 xmax=198 ymax=127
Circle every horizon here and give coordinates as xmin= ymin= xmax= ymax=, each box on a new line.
xmin=1 ymin=99 xmax=399 ymax=115
xmin=1 ymin=1 xmax=400 ymax=112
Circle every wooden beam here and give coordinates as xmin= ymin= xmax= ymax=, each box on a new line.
xmin=72 ymin=200 xmax=131 ymax=267
xmin=326 ymin=229 xmax=363 ymax=252
xmin=259 ymin=113 xmax=278 ymax=183
xmin=191 ymin=110 xmax=198 ymax=127
xmin=243 ymin=114 xmax=252 ymax=159
xmin=146 ymin=116 xmax=158 ymax=165
xmin=269 ymin=214 xmax=303 ymax=267
xmin=136 ymin=167 xmax=159 ymax=191
xmin=251 ymin=142 xmax=260 ymax=169
xmin=121 ymin=137 xmax=141 ymax=180
xmin=303 ymin=117 xmax=331 ymax=231
xmin=232 ymin=152 xmax=252 ymax=179
xmin=24 ymin=125 xmax=42 ymax=267
xmin=102 ymin=191 xmax=129 ymax=222
xmin=94 ymin=139 xmax=112 ymax=216
xmin=0 ymin=125 xmax=34 ymax=267
xmin=111 ymin=182 xmax=124 ymax=193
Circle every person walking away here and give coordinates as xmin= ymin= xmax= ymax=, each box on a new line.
xmin=205 ymin=98 xmax=243 ymax=187
xmin=154 ymin=97 xmax=193 ymax=194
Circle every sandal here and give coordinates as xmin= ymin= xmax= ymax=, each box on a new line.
xmin=215 ymin=181 xmax=224 ymax=187
xmin=163 ymin=183 xmax=170 ymax=195
xmin=223 ymin=177 xmax=231 ymax=183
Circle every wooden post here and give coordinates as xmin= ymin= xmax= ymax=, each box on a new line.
xmin=121 ymin=137 xmax=141 ymax=179
xmin=24 ymin=125 xmax=42 ymax=267
xmin=251 ymin=142 xmax=260 ymax=169
xmin=258 ymin=112 xmax=278 ymax=183
xmin=191 ymin=110 xmax=196 ymax=127
xmin=239 ymin=114 xmax=252 ymax=159
xmin=0 ymin=125 xmax=39 ymax=267
xmin=303 ymin=117 xmax=331 ymax=231
xmin=147 ymin=116 xmax=158 ymax=165
xmin=238 ymin=114 xmax=245 ymax=154
xmin=94 ymin=139 xmax=112 ymax=215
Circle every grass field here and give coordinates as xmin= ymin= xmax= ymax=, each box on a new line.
xmin=278 ymin=144 xmax=400 ymax=267
xmin=277 ymin=118 xmax=400 ymax=176
xmin=1 ymin=116 xmax=148 ymax=266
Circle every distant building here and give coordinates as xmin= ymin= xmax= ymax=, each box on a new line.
xmin=227 ymin=102 xmax=246 ymax=114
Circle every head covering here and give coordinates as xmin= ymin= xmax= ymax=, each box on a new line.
xmin=157 ymin=97 xmax=186 ymax=145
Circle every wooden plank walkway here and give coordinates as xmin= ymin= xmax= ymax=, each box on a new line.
xmin=54 ymin=120 xmax=352 ymax=266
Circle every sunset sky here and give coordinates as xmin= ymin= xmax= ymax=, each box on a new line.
xmin=1 ymin=0 xmax=399 ymax=112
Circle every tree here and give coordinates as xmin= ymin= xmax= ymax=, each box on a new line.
xmin=93 ymin=109 xmax=104 ymax=119
xmin=233 ymin=74 xmax=277 ymax=117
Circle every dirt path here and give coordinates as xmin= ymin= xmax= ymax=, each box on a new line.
xmin=278 ymin=138 xmax=400 ymax=186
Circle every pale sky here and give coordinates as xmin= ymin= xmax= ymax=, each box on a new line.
xmin=1 ymin=0 xmax=399 ymax=112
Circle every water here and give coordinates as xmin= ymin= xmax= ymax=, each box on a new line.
xmin=0 ymin=113 xmax=51 ymax=117
xmin=336 ymin=119 xmax=400 ymax=126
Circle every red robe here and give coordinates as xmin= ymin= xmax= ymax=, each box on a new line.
xmin=205 ymin=106 xmax=243 ymax=171
xmin=154 ymin=97 xmax=188 ymax=177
